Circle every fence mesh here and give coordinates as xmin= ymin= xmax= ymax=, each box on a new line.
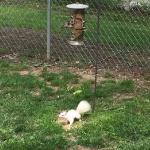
xmin=0 ymin=0 xmax=47 ymax=59
xmin=51 ymin=0 xmax=150 ymax=74
xmin=0 ymin=0 xmax=150 ymax=74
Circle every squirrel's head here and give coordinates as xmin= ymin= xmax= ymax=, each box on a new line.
xmin=58 ymin=111 xmax=67 ymax=118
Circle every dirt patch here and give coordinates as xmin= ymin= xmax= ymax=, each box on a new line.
xmin=0 ymin=28 xmax=46 ymax=55
xmin=19 ymin=70 xmax=29 ymax=75
xmin=113 ymin=93 xmax=135 ymax=104
xmin=43 ymin=65 xmax=148 ymax=88
xmin=30 ymin=90 xmax=41 ymax=97
xmin=69 ymin=145 xmax=97 ymax=150
xmin=17 ymin=64 xmax=150 ymax=89
xmin=31 ymin=67 xmax=43 ymax=76
xmin=57 ymin=116 xmax=71 ymax=131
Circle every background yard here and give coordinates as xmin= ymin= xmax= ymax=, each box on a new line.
xmin=0 ymin=0 xmax=150 ymax=73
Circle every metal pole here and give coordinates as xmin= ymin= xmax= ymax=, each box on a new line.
xmin=92 ymin=57 xmax=98 ymax=111
xmin=47 ymin=0 xmax=51 ymax=60
xmin=97 ymin=4 xmax=100 ymax=36
xmin=93 ymin=3 xmax=100 ymax=111
xmin=94 ymin=4 xmax=100 ymax=94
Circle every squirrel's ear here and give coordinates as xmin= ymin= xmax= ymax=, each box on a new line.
xmin=58 ymin=111 xmax=67 ymax=117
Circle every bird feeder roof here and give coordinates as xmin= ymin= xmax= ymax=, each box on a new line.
xmin=66 ymin=3 xmax=89 ymax=9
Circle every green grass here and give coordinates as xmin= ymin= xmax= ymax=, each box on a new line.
xmin=0 ymin=59 xmax=29 ymax=72
xmin=41 ymin=70 xmax=79 ymax=87
xmin=86 ymin=11 xmax=150 ymax=47
xmin=73 ymin=96 xmax=150 ymax=149
xmin=95 ymin=79 xmax=134 ymax=98
xmin=0 ymin=4 xmax=150 ymax=48
xmin=0 ymin=48 xmax=9 ymax=54
xmin=0 ymin=60 xmax=150 ymax=149
xmin=0 ymin=5 xmax=47 ymax=30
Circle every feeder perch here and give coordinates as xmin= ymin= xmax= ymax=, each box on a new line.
xmin=64 ymin=3 xmax=89 ymax=46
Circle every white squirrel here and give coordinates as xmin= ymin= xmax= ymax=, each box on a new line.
xmin=59 ymin=100 xmax=91 ymax=126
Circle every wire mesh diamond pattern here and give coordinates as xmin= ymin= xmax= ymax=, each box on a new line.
xmin=0 ymin=0 xmax=149 ymax=74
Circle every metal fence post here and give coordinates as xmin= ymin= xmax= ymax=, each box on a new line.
xmin=93 ymin=3 xmax=101 ymax=111
xmin=47 ymin=0 xmax=51 ymax=60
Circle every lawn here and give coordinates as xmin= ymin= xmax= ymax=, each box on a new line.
xmin=0 ymin=4 xmax=150 ymax=48
xmin=0 ymin=60 xmax=150 ymax=150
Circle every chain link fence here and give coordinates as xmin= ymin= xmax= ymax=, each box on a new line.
xmin=51 ymin=0 xmax=150 ymax=74
xmin=0 ymin=0 xmax=47 ymax=59
xmin=0 ymin=0 xmax=150 ymax=74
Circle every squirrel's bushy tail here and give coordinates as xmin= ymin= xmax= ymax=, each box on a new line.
xmin=76 ymin=100 xmax=91 ymax=114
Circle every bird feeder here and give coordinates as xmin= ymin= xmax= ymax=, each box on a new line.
xmin=64 ymin=3 xmax=89 ymax=46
